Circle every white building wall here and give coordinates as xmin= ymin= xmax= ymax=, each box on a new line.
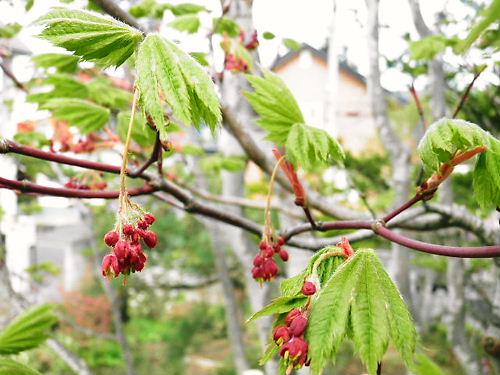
xmin=1 ymin=58 xmax=37 ymax=295
xmin=276 ymin=50 xmax=327 ymax=131
xmin=275 ymin=50 xmax=378 ymax=153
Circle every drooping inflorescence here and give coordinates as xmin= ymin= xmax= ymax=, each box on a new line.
xmin=102 ymin=212 xmax=157 ymax=280
xmin=252 ymin=237 xmax=289 ymax=282
xmin=274 ymin=305 xmax=312 ymax=373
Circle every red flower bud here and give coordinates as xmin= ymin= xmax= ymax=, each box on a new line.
xmin=143 ymin=230 xmax=158 ymax=248
xmin=113 ymin=240 xmax=129 ymax=260
xmin=273 ymin=326 xmax=291 ymax=344
xmin=262 ymin=258 xmax=278 ymax=280
xmin=253 ymin=255 xmax=264 ymax=266
xmin=102 ymin=254 xmax=120 ymax=278
xmin=262 ymin=245 xmax=275 ymax=258
xmin=143 ymin=213 xmax=156 ymax=225
xmin=137 ymin=220 xmax=148 ymax=230
xmin=104 ymin=230 xmax=119 ymax=247
xmin=289 ymin=315 xmax=308 ymax=337
xmin=133 ymin=250 xmax=147 ymax=272
xmin=285 ymin=308 xmax=301 ymax=326
xmin=252 ymin=266 xmax=264 ymax=280
xmin=259 ymin=241 xmax=267 ymax=250
xmin=279 ymin=337 xmax=309 ymax=366
xmin=302 ymin=281 xmax=316 ymax=296
xmin=277 ymin=236 xmax=285 ymax=246
xmin=123 ymin=224 xmax=135 ymax=236
xmin=279 ymin=249 xmax=289 ymax=262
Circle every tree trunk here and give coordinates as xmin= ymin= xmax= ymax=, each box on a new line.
xmin=365 ymin=0 xmax=412 ymax=304
xmin=406 ymin=3 xmax=486 ymax=373
xmin=203 ymin=219 xmax=251 ymax=374
xmin=324 ymin=0 xmax=339 ymax=135
xmin=217 ymin=1 xmax=279 ymax=373
xmin=446 ymin=259 xmax=482 ymax=374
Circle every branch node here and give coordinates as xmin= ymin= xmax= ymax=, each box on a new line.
xmin=184 ymin=201 xmax=196 ymax=213
xmin=371 ymin=219 xmax=385 ymax=232
xmin=0 ymin=138 xmax=9 ymax=154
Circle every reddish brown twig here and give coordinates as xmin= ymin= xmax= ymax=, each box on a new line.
xmin=373 ymin=226 xmax=500 ymax=258
xmin=452 ymin=66 xmax=487 ymax=119
xmin=128 ymin=132 xmax=162 ymax=177
xmin=382 ymin=194 xmax=426 ymax=224
xmin=2 ymin=140 xmax=500 ymax=258
xmin=0 ymin=176 xmax=157 ymax=199
xmin=0 ymin=61 xmax=27 ymax=92
xmin=409 ymin=83 xmax=427 ymax=129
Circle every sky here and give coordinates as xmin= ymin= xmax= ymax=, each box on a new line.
xmin=0 ymin=0 xmax=494 ymax=92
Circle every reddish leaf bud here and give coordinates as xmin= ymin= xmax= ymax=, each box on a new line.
xmin=302 ymin=281 xmax=316 ymax=296
xmin=104 ymin=230 xmax=119 ymax=247
xmin=143 ymin=230 xmax=158 ymax=248
xmin=338 ymin=236 xmax=354 ymax=257
xmin=279 ymin=249 xmax=289 ymax=262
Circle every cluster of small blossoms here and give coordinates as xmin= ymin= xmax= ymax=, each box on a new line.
xmin=64 ymin=175 xmax=107 ymax=191
xmin=101 ymin=213 xmax=158 ymax=279
xmin=252 ymin=237 xmax=289 ymax=282
xmin=240 ymin=30 xmax=259 ymax=50
xmin=274 ymin=308 xmax=311 ymax=373
xmin=224 ymin=53 xmax=249 ymax=72
xmin=273 ymin=280 xmax=317 ymax=373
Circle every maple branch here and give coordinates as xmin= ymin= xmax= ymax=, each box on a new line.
xmin=128 ymin=132 xmax=162 ymax=178
xmin=2 ymin=140 xmax=499 ymax=257
xmin=373 ymin=226 xmax=500 ymax=258
xmin=0 ymin=61 xmax=27 ymax=92
xmin=282 ymin=217 xmax=500 ymax=258
xmin=409 ymin=83 xmax=427 ymax=129
xmin=92 ymin=0 xmax=146 ymax=33
xmin=452 ymin=66 xmax=487 ymax=119
xmin=0 ymin=176 xmax=157 ymax=199
xmin=382 ymin=193 xmax=428 ymax=224
xmin=2 ymin=139 xmax=122 ymax=174
xmin=180 ymin=182 xmax=304 ymax=220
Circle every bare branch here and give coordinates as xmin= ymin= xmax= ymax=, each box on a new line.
xmin=0 ymin=176 xmax=157 ymax=198
xmin=452 ymin=66 xmax=487 ymax=118
xmin=409 ymin=83 xmax=428 ymax=129
xmin=92 ymin=0 xmax=146 ymax=33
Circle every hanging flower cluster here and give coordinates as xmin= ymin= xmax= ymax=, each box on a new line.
xmin=252 ymin=237 xmax=289 ymax=282
xmin=102 ymin=207 xmax=158 ymax=279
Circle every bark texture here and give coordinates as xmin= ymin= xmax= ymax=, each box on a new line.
xmin=365 ymin=0 xmax=412 ymax=304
